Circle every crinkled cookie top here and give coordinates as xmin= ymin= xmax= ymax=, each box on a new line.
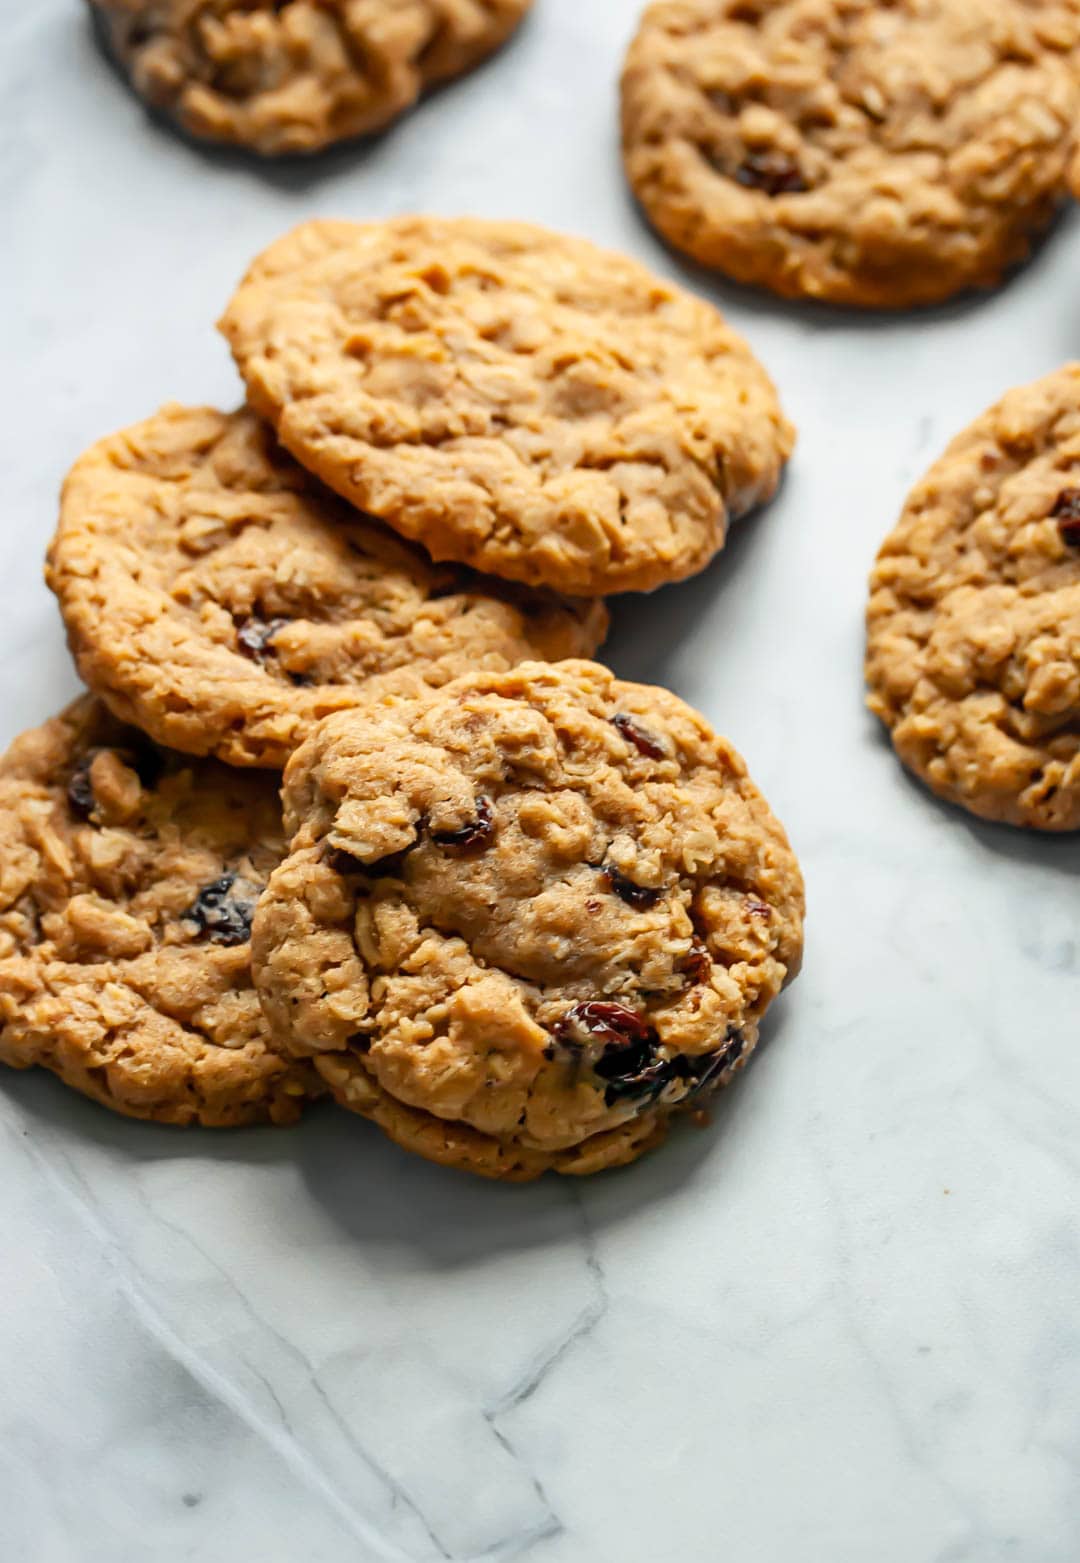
xmin=621 ymin=0 xmax=1080 ymax=308
xmin=0 ymin=697 xmax=317 ymax=1124
xmin=219 ymin=216 xmax=794 ymax=596
xmin=867 ymin=363 xmax=1080 ymax=828
xmin=90 ymin=0 xmax=532 ymax=155
xmin=252 ymin=660 xmax=804 ymax=1176
xmin=48 ymin=404 xmax=605 ymax=769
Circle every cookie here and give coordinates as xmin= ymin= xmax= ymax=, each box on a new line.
xmin=0 ymin=697 xmax=318 ymax=1125
xmin=621 ymin=0 xmax=1080 ymax=309
xmin=89 ymin=0 xmax=532 ymax=156
xmin=251 ymin=660 xmax=804 ymax=1179
xmin=866 ymin=364 xmax=1080 ymax=829
xmin=47 ymin=405 xmax=606 ymax=769
xmin=218 ymin=216 xmax=795 ymax=596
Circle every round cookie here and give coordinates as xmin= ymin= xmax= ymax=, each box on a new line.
xmin=47 ymin=404 xmax=606 ymax=769
xmin=0 ymin=697 xmax=318 ymax=1125
xmin=218 ymin=216 xmax=795 ymax=596
xmin=866 ymin=364 xmax=1080 ymax=829
xmin=621 ymin=0 xmax=1080 ymax=309
xmin=252 ymin=660 xmax=804 ymax=1179
xmin=89 ymin=0 xmax=532 ymax=156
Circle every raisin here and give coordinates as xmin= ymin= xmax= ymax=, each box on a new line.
xmin=67 ymin=755 xmax=97 ymax=821
xmin=685 ymin=1029 xmax=745 ymax=1091
xmin=611 ymin=712 xmax=666 ymax=760
xmin=236 ymin=616 xmax=290 ymax=664
xmin=668 ymin=1029 xmax=747 ymax=1099
xmin=182 ymin=874 xmax=259 ymax=946
xmin=602 ymin=866 xmax=663 ymax=910
xmin=325 ymin=843 xmax=411 ymax=878
xmin=716 ymin=1029 xmax=746 ymax=1071
xmin=66 ymin=744 xmax=161 ymax=820
xmin=693 ymin=1029 xmax=746 ymax=1087
xmin=553 ymin=1002 xmax=665 ymax=1106
xmin=1051 ymin=487 xmax=1080 ymax=545
xmin=679 ymin=939 xmax=712 ymax=986
xmin=593 ymin=1035 xmax=660 ymax=1090
xmin=554 ymin=1000 xmax=656 ymax=1050
xmin=430 ymin=795 xmax=495 ymax=852
xmin=599 ymin=1048 xmax=680 ymax=1107
xmin=734 ymin=150 xmax=808 ymax=196
xmin=550 ymin=1006 xmax=745 ymax=1107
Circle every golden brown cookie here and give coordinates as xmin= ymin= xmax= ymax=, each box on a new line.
xmin=47 ymin=405 xmax=606 ymax=769
xmin=621 ymin=0 xmax=1080 ymax=309
xmin=0 ymin=697 xmax=318 ymax=1125
xmin=218 ymin=216 xmax=795 ymax=596
xmin=866 ymin=364 xmax=1080 ymax=829
xmin=252 ymin=660 xmax=805 ymax=1179
xmin=89 ymin=0 xmax=532 ymax=156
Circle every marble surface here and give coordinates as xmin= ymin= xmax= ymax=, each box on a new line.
xmin=4 ymin=3 xmax=1080 ymax=1559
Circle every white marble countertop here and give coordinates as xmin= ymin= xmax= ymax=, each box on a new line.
xmin=4 ymin=4 xmax=1080 ymax=1560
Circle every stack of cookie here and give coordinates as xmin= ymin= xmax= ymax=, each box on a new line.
xmin=0 ymin=216 xmax=806 ymax=1179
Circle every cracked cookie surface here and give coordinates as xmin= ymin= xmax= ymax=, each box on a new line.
xmin=621 ymin=0 xmax=1080 ymax=309
xmin=0 ymin=697 xmax=318 ymax=1125
xmin=218 ymin=216 xmax=794 ymax=596
xmin=252 ymin=660 xmax=804 ymax=1178
xmin=47 ymin=405 xmax=605 ymax=769
xmin=89 ymin=0 xmax=532 ymax=155
xmin=866 ymin=364 xmax=1080 ymax=829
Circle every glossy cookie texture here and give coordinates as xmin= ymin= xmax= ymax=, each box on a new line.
xmin=89 ymin=0 xmax=532 ymax=155
xmin=252 ymin=661 xmax=804 ymax=1179
xmin=867 ymin=364 xmax=1080 ymax=829
xmin=0 ymin=698 xmax=318 ymax=1125
xmin=47 ymin=405 xmax=606 ymax=769
xmin=219 ymin=216 xmax=794 ymax=596
xmin=621 ymin=0 xmax=1080 ymax=309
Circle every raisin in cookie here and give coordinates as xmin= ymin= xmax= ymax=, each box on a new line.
xmin=0 ymin=697 xmax=318 ymax=1125
xmin=47 ymin=405 xmax=605 ymax=770
xmin=218 ymin=217 xmax=794 ymax=596
xmin=89 ymin=0 xmax=532 ymax=156
xmin=621 ymin=0 xmax=1080 ymax=309
xmin=867 ymin=364 xmax=1080 ymax=829
xmin=252 ymin=660 xmax=804 ymax=1179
